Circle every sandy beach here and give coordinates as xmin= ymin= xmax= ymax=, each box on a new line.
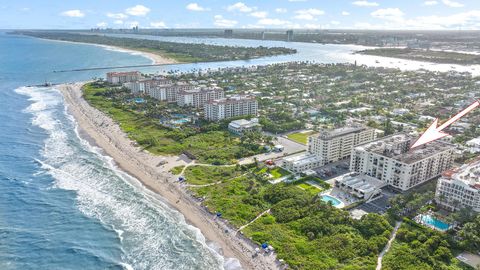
xmin=99 ymin=45 xmax=178 ymax=65
xmin=58 ymin=82 xmax=280 ymax=270
xmin=35 ymin=37 xmax=177 ymax=65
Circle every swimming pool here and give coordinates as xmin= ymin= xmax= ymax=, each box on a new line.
xmin=321 ymin=195 xmax=342 ymax=207
xmin=420 ymin=214 xmax=451 ymax=231
xmin=171 ymin=118 xmax=190 ymax=124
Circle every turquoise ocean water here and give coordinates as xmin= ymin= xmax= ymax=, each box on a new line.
xmin=0 ymin=32 xmax=229 ymax=270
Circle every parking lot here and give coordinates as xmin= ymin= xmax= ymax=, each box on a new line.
xmin=353 ymin=187 xmax=398 ymax=214
xmin=314 ymin=160 xmax=351 ymax=180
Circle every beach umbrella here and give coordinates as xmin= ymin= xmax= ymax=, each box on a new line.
xmin=261 ymin=243 xmax=268 ymax=249
xmin=216 ymin=212 xmax=222 ymax=217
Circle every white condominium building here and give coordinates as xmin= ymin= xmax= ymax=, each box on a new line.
xmin=435 ymin=159 xmax=480 ymax=212
xmin=106 ymin=71 xmax=142 ymax=84
xmin=350 ymin=134 xmax=454 ymax=191
xmin=309 ymin=125 xmax=376 ymax=166
xmin=176 ymin=87 xmax=224 ymax=108
xmin=123 ymin=77 xmax=173 ymax=94
xmin=123 ymin=79 xmax=196 ymax=103
xmin=204 ymin=95 xmax=258 ymax=121
xmin=281 ymin=125 xmax=376 ymax=174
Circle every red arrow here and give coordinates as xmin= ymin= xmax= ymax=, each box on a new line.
xmin=410 ymin=99 xmax=480 ymax=149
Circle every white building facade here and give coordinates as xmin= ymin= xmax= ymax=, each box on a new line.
xmin=204 ymin=95 xmax=258 ymax=121
xmin=350 ymin=134 xmax=454 ymax=191
xmin=176 ymin=87 xmax=224 ymax=108
xmin=106 ymin=71 xmax=142 ymax=84
xmin=281 ymin=125 xmax=376 ymax=174
xmin=435 ymin=159 xmax=480 ymax=212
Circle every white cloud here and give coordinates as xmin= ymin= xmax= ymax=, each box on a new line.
xmin=250 ymin=11 xmax=268 ymax=18
xmin=125 ymin=5 xmax=150 ymax=16
xmin=371 ymin=8 xmax=404 ymax=21
xmin=423 ymin=1 xmax=438 ymax=6
xmin=60 ymin=10 xmax=85 ymax=18
xmin=107 ymin=12 xmax=128 ymax=19
xmin=352 ymin=1 xmax=379 ymax=7
xmin=342 ymin=11 xmax=350 ymax=16
xmin=213 ymin=15 xmax=238 ymax=27
xmin=257 ymin=18 xmax=291 ymax=26
xmin=442 ymin=0 xmax=464 ymax=7
xmin=227 ymin=2 xmax=255 ymax=13
xmin=275 ymin=8 xmax=287 ymax=13
xmin=114 ymin=20 xmax=123 ymax=25
xmin=126 ymin=21 xmax=139 ymax=28
xmin=294 ymin=8 xmax=325 ymax=21
xmin=357 ymin=10 xmax=480 ymax=30
xmin=96 ymin=22 xmax=108 ymax=28
xmin=186 ymin=3 xmax=209 ymax=12
xmin=150 ymin=21 xmax=167 ymax=28
xmin=331 ymin=20 xmax=340 ymax=25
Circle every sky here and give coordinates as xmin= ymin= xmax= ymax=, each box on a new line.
xmin=1 ymin=0 xmax=480 ymax=30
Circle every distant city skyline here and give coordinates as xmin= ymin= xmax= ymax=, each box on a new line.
xmin=1 ymin=0 xmax=480 ymax=30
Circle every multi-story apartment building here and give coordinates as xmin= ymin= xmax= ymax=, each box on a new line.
xmin=350 ymin=134 xmax=454 ymax=191
xmin=106 ymin=71 xmax=142 ymax=84
xmin=123 ymin=77 xmax=172 ymax=94
xmin=123 ymin=79 xmax=196 ymax=103
xmin=309 ymin=125 xmax=376 ymax=166
xmin=282 ymin=125 xmax=376 ymax=174
xmin=204 ymin=95 xmax=258 ymax=121
xmin=435 ymin=159 xmax=480 ymax=212
xmin=176 ymin=87 xmax=224 ymax=108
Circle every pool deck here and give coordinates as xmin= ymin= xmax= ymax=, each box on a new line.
xmin=414 ymin=213 xmax=451 ymax=231
xmin=321 ymin=188 xmax=360 ymax=209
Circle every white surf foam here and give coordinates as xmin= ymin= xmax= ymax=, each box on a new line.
xmin=17 ymin=85 xmax=228 ymax=270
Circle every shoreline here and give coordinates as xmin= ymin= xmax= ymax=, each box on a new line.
xmin=58 ymin=82 xmax=279 ymax=270
xmin=32 ymin=36 xmax=178 ymax=65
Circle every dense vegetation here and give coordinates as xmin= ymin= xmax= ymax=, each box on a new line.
xmin=382 ymin=221 xmax=470 ymax=270
xmin=244 ymin=184 xmax=394 ymax=269
xmin=82 ymin=81 xmax=266 ymax=164
xmin=13 ymin=31 xmax=296 ymax=63
xmin=358 ymin=48 xmax=480 ymax=65
xmin=187 ymin=164 xmax=395 ymax=269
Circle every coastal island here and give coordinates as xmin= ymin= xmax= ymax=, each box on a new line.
xmin=357 ymin=48 xmax=480 ymax=65
xmin=12 ymin=31 xmax=297 ymax=63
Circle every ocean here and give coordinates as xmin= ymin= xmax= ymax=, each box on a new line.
xmin=0 ymin=32 xmax=228 ymax=270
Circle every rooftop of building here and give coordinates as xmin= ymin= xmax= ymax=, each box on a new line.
xmin=442 ymin=159 xmax=480 ymax=190
xmin=107 ymin=71 xmax=141 ymax=76
xmin=315 ymin=125 xmax=370 ymax=140
xmin=179 ymin=86 xmax=223 ymax=94
xmin=336 ymin=173 xmax=386 ymax=194
xmin=228 ymin=118 xmax=260 ymax=128
xmin=283 ymin=153 xmax=319 ymax=166
xmin=355 ymin=133 xmax=454 ymax=164
xmin=209 ymin=95 xmax=257 ymax=104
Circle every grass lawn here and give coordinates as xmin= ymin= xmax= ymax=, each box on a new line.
xmin=192 ymin=175 xmax=271 ymax=226
xmin=296 ymin=182 xmax=322 ymax=196
xmin=183 ymin=165 xmax=243 ymax=185
xmin=287 ymin=131 xmax=317 ymax=145
xmin=170 ymin=166 xmax=184 ymax=175
xmin=254 ymin=166 xmax=291 ymax=179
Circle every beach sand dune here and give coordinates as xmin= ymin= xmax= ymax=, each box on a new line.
xmin=58 ymin=82 xmax=280 ymax=270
